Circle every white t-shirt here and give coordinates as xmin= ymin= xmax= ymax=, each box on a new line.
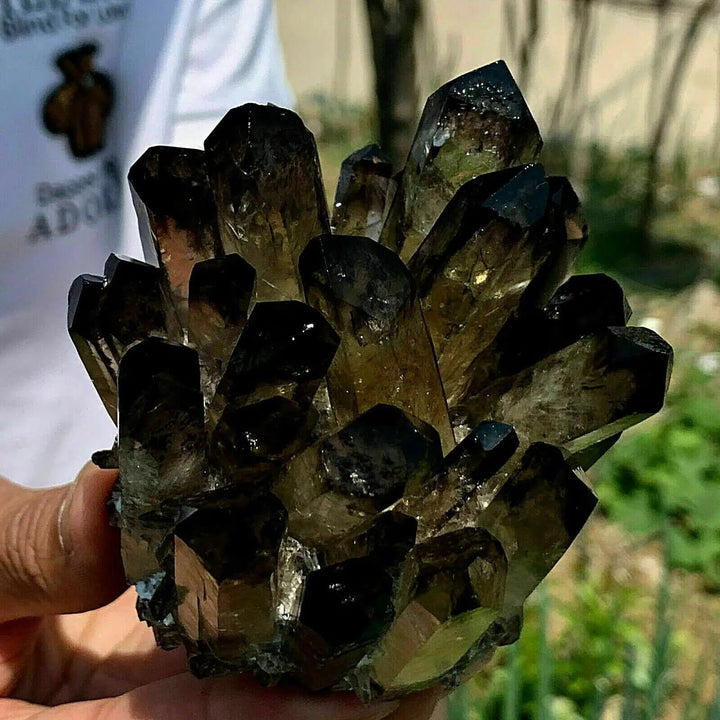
xmin=0 ymin=0 xmax=292 ymax=488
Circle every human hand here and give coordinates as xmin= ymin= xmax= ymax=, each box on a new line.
xmin=0 ymin=463 xmax=441 ymax=719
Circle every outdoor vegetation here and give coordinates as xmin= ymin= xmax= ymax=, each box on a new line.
xmin=299 ymin=0 xmax=720 ymax=716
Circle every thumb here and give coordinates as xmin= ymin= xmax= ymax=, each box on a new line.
xmin=0 ymin=463 xmax=125 ymax=623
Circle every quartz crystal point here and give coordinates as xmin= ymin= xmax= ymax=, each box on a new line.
xmin=522 ymin=175 xmax=588 ymax=309
xmin=117 ymin=339 xmax=205 ymax=582
xmin=460 ymin=273 xmax=632 ymax=419
xmin=290 ymin=510 xmax=418 ymax=691
xmin=68 ymin=254 xmax=182 ymax=423
xmin=381 ymin=60 xmax=542 ymax=261
xmin=174 ymin=493 xmax=287 ymax=662
xmin=473 ymin=443 xmax=597 ymax=611
xmin=188 ymin=254 xmax=256 ymax=395
xmin=206 ymin=301 xmax=339 ymax=489
xmin=208 ymin=300 xmax=339 ymax=427
xmin=68 ymin=273 xmax=118 ymax=419
xmin=204 ymin=104 xmax=329 ymax=303
xmin=361 ymin=526 xmax=507 ymax=696
xmin=411 ymin=421 xmax=519 ymax=538
xmin=129 ymin=146 xmax=221 ymax=324
xmin=459 ymin=325 xmax=673 ymax=456
xmin=300 ymin=234 xmax=454 ymax=452
xmin=408 ymin=164 xmax=555 ymax=408
xmin=273 ymin=404 xmax=442 ymax=548
xmin=210 ymin=396 xmax=319 ymax=487
xmin=101 ymin=253 xmax=181 ymax=353
xmin=67 ymin=59 xmax=672 ymax=701
xmin=332 ymin=144 xmax=394 ymax=240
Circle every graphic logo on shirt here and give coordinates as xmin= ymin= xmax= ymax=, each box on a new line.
xmin=42 ymin=42 xmax=114 ymax=158
xmin=27 ymin=157 xmax=121 ymax=243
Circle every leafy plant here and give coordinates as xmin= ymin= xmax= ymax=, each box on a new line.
xmin=542 ymin=141 xmax=707 ymax=289
xmin=455 ymin=572 xmax=651 ymax=719
xmin=445 ymin=548 xmax=716 ymax=719
xmin=595 ymin=367 xmax=720 ymax=588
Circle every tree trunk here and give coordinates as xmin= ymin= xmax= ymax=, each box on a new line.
xmin=364 ymin=0 xmax=423 ymax=168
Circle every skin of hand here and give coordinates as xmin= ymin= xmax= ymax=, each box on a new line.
xmin=0 ymin=463 xmax=442 ymax=720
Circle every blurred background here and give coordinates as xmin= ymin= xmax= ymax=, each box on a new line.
xmin=275 ymin=1 xmax=720 ymax=718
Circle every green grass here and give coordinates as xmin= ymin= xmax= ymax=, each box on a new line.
xmin=595 ymin=365 xmax=720 ymax=590
xmin=546 ymin=142 xmax=713 ymax=290
xmin=446 ymin=539 xmax=719 ymax=720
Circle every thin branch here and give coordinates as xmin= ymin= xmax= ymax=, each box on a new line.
xmin=550 ymin=0 xmax=596 ymax=135
xmin=714 ymin=22 xmax=720 ymax=159
xmin=647 ymin=0 xmax=672 ymax=127
xmin=332 ymin=1 xmax=351 ymax=101
xmin=598 ymin=0 xmax=716 ymax=9
xmin=639 ymin=0 xmax=719 ymax=242
xmin=502 ymin=0 xmax=519 ymax=60
xmin=518 ymin=0 xmax=542 ymax=90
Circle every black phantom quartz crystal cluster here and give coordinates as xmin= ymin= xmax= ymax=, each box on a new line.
xmin=69 ymin=61 xmax=672 ymax=699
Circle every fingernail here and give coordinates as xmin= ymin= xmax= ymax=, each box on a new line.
xmin=57 ymin=480 xmax=79 ymax=555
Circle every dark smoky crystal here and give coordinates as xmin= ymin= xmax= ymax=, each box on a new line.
xmin=381 ymin=60 xmax=542 ymax=261
xmin=129 ymin=146 xmax=221 ymax=325
xmin=68 ymin=273 xmax=117 ymax=420
xmin=332 ymin=144 xmax=394 ymax=240
xmin=301 ymin=234 xmax=454 ymax=452
xmin=67 ymin=60 xmax=671 ymax=700
xmin=204 ymin=104 xmax=329 ymax=303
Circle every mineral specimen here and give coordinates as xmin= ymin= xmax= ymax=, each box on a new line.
xmin=331 ymin=144 xmax=394 ymax=240
xmin=380 ymin=60 xmax=542 ymax=262
xmin=204 ymin=104 xmax=329 ymax=303
xmin=70 ymin=61 xmax=672 ymax=701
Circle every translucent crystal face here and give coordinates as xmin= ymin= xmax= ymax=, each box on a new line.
xmin=69 ymin=60 xmax=672 ymax=700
